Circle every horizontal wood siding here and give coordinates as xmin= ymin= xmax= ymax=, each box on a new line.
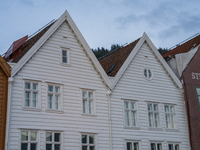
xmin=9 ymin=22 xmax=110 ymax=150
xmin=110 ymin=42 xmax=190 ymax=149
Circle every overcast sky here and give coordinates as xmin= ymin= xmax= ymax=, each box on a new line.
xmin=1 ymin=0 xmax=200 ymax=55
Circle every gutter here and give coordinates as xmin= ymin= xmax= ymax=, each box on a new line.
xmin=5 ymin=77 xmax=14 ymax=150
xmin=107 ymin=89 xmax=112 ymax=150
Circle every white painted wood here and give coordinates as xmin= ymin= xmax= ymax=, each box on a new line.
xmin=110 ymin=42 xmax=190 ymax=150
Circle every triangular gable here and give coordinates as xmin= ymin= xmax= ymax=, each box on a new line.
xmin=111 ymin=32 xmax=182 ymax=90
xmin=0 ymin=56 xmax=11 ymax=77
xmin=11 ymin=10 xmax=111 ymax=88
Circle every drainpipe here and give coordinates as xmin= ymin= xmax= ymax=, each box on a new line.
xmin=5 ymin=77 xmax=14 ymax=150
xmin=107 ymin=89 xmax=112 ymax=150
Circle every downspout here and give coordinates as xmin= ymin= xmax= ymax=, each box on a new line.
xmin=5 ymin=77 xmax=14 ymax=150
xmin=107 ymin=89 xmax=112 ymax=150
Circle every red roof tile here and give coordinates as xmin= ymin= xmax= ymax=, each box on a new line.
xmin=99 ymin=38 xmax=140 ymax=77
xmin=162 ymin=34 xmax=200 ymax=58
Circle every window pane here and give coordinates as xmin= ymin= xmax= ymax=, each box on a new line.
xmin=54 ymin=133 xmax=60 ymax=142
xmin=82 ymin=146 xmax=87 ymax=150
xmin=55 ymin=86 xmax=60 ymax=93
xmin=127 ymin=142 xmax=132 ymax=150
xmin=90 ymin=146 xmax=95 ymax=150
xmin=196 ymin=88 xmax=200 ymax=95
xmin=172 ymin=114 xmax=177 ymax=128
xmin=168 ymin=144 xmax=173 ymax=150
xmin=25 ymin=82 xmax=31 ymax=89
xmin=83 ymin=99 xmax=88 ymax=113
xmin=21 ymin=143 xmax=28 ymax=150
xmin=124 ymin=102 xmax=129 ymax=109
xmin=148 ymin=69 xmax=152 ymax=78
xmin=175 ymin=144 xmax=179 ymax=150
xmin=125 ymin=110 xmax=130 ymax=126
xmin=32 ymin=92 xmax=38 ymax=107
xmin=144 ymin=69 xmax=147 ymax=77
xmin=165 ymin=105 xmax=169 ymax=112
xmin=148 ymin=104 xmax=153 ymax=111
xmin=134 ymin=143 xmax=139 ymax=150
xmin=62 ymin=57 xmax=67 ymax=63
xmin=48 ymin=85 xmax=53 ymax=92
xmin=89 ymin=135 xmax=94 ymax=144
xmin=31 ymin=132 xmax=37 ymax=141
xmin=33 ymin=83 xmax=38 ymax=90
xmin=55 ymin=95 xmax=60 ymax=110
xmin=83 ymin=91 xmax=87 ymax=98
xmin=131 ymin=102 xmax=135 ymax=109
xmin=157 ymin=143 xmax=162 ymax=150
xmin=55 ymin=144 xmax=60 ymax=150
xmin=48 ymin=94 xmax=53 ymax=109
xmin=82 ymin=135 xmax=87 ymax=143
xmin=21 ymin=131 xmax=28 ymax=141
xmin=89 ymin=100 xmax=94 ymax=114
xmin=151 ymin=143 xmax=156 ymax=150
xmin=154 ymin=113 xmax=160 ymax=127
xmin=170 ymin=106 xmax=175 ymax=113
xmin=166 ymin=114 xmax=171 ymax=128
xmin=46 ymin=144 xmax=52 ymax=150
xmin=25 ymin=91 xmax=30 ymax=106
xmin=154 ymin=104 xmax=158 ymax=111
xmin=46 ymin=132 xmax=52 ymax=141
xmin=131 ymin=111 xmax=136 ymax=126
xmin=62 ymin=50 xmax=67 ymax=56
xmin=149 ymin=112 xmax=154 ymax=127
xmin=31 ymin=143 xmax=37 ymax=150
xmin=89 ymin=92 xmax=93 ymax=98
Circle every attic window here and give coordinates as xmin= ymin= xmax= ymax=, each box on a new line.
xmin=143 ymin=68 xmax=153 ymax=80
xmin=60 ymin=47 xmax=70 ymax=66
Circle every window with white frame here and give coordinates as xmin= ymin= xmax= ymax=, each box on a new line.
xmin=147 ymin=103 xmax=160 ymax=128
xmin=150 ymin=142 xmax=162 ymax=150
xmin=82 ymin=90 xmax=94 ymax=114
xmin=61 ymin=48 xmax=70 ymax=65
xmin=46 ymin=131 xmax=61 ymax=150
xmin=47 ymin=84 xmax=61 ymax=110
xmin=126 ymin=141 xmax=139 ymax=150
xmin=195 ymin=87 xmax=200 ymax=110
xmin=168 ymin=143 xmax=180 ymax=150
xmin=24 ymin=81 xmax=39 ymax=108
xmin=164 ymin=105 xmax=177 ymax=129
xmin=21 ymin=130 xmax=38 ymax=150
xmin=81 ymin=134 xmax=95 ymax=150
xmin=124 ymin=101 xmax=137 ymax=127
xmin=143 ymin=68 xmax=153 ymax=80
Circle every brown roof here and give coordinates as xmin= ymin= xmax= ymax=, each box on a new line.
xmin=4 ymin=21 xmax=55 ymax=63
xmin=99 ymin=38 xmax=140 ymax=77
xmin=162 ymin=34 xmax=200 ymax=58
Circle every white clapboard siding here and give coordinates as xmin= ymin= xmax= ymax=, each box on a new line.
xmin=110 ymin=42 xmax=190 ymax=150
xmin=9 ymin=22 xmax=110 ymax=150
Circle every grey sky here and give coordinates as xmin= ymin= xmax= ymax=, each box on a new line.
xmin=1 ymin=0 xmax=200 ymax=55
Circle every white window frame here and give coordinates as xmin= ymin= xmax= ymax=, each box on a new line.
xmin=45 ymin=131 xmax=62 ymax=150
xmin=20 ymin=130 xmax=38 ymax=150
xmin=46 ymin=83 xmax=63 ymax=111
xmin=60 ymin=47 xmax=70 ymax=66
xmin=147 ymin=102 xmax=160 ymax=128
xmin=167 ymin=143 xmax=180 ymax=150
xmin=149 ymin=141 xmax=163 ymax=150
xmin=81 ymin=89 xmax=95 ymax=115
xmin=195 ymin=87 xmax=200 ymax=110
xmin=126 ymin=140 xmax=140 ymax=150
xmin=81 ymin=133 xmax=96 ymax=150
xmin=23 ymin=80 xmax=41 ymax=108
xmin=164 ymin=104 xmax=177 ymax=129
xmin=124 ymin=100 xmax=138 ymax=127
xmin=143 ymin=68 xmax=153 ymax=80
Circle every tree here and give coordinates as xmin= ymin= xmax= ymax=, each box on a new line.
xmin=158 ymin=47 xmax=168 ymax=55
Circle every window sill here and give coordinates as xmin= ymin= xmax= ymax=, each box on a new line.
xmin=148 ymin=127 xmax=163 ymax=131
xmin=22 ymin=107 xmax=42 ymax=112
xmin=81 ymin=113 xmax=96 ymax=117
xmin=165 ymin=128 xmax=179 ymax=132
xmin=46 ymin=109 xmax=64 ymax=114
xmin=124 ymin=126 xmax=140 ymax=130
xmin=60 ymin=63 xmax=70 ymax=67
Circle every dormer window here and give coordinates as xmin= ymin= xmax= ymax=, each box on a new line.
xmin=60 ymin=47 xmax=70 ymax=66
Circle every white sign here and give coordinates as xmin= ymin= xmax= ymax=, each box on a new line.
xmin=192 ymin=72 xmax=200 ymax=80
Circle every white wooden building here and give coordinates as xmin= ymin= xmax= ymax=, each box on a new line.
xmin=4 ymin=11 xmax=190 ymax=150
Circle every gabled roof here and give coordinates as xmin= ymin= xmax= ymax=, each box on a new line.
xmin=109 ymin=33 xmax=182 ymax=90
xmin=162 ymin=34 xmax=200 ymax=58
xmin=10 ymin=10 xmax=111 ymax=88
xmin=99 ymin=38 xmax=140 ymax=77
